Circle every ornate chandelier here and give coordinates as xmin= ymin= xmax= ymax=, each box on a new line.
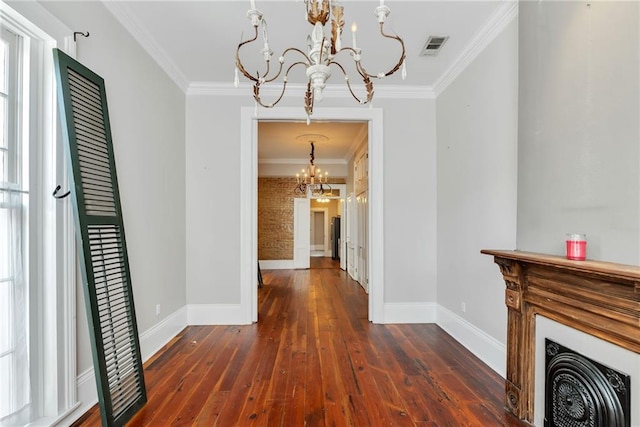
xmin=294 ymin=139 xmax=332 ymax=196
xmin=235 ymin=0 xmax=406 ymax=120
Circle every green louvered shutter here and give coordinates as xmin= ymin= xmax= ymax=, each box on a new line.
xmin=52 ymin=48 xmax=146 ymax=426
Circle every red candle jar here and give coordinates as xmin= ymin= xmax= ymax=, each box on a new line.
xmin=566 ymin=233 xmax=587 ymax=261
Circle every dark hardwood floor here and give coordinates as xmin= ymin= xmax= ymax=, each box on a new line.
xmin=73 ymin=259 xmax=527 ymax=426
xmin=309 ymin=256 xmax=340 ymax=269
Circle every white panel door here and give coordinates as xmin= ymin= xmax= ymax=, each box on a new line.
xmin=293 ymin=198 xmax=310 ymax=269
xmin=357 ymin=191 xmax=368 ymax=292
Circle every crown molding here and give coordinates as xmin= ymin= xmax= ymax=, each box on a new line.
xmin=104 ymin=0 xmax=515 ymax=100
xmin=102 ymin=1 xmax=190 ymax=92
xmin=187 ymin=81 xmax=435 ymax=99
xmin=432 ymin=0 xmax=518 ymax=97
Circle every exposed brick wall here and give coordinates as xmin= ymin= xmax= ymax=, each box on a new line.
xmin=258 ymin=178 xmax=303 ymax=260
xmin=258 ymin=177 xmax=345 ymax=260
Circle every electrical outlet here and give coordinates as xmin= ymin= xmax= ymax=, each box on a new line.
xmin=461 ymin=302 xmax=466 ymax=313
xmin=156 ymin=304 xmax=161 ymax=316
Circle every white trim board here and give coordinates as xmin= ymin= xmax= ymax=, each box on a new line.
xmin=58 ymin=306 xmax=188 ymax=426
xmin=259 ymin=260 xmax=294 ymax=270
xmin=139 ymin=307 xmax=188 ymax=361
xmin=102 ymin=1 xmax=189 ymax=92
xmin=433 ymin=1 xmax=518 ymax=96
xmin=436 ymin=305 xmax=506 ymax=378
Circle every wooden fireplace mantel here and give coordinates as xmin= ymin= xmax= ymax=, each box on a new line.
xmin=481 ymin=249 xmax=640 ymax=423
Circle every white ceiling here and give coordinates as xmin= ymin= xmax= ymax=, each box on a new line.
xmin=103 ymin=0 xmax=513 ymax=168
xmin=258 ymin=121 xmax=367 ymax=162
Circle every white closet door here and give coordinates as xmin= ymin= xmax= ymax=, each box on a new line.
xmin=293 ymin=198 xmax=310 ymax=269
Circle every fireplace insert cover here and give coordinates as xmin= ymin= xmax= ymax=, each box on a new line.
xmin=544 ymin=338 xmax=631 ymax=427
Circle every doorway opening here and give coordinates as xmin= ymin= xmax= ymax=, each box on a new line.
xmin=241 ymin=107 xmax=385 ymax=324
xmin=310 ymin=207 xmax=329 ymax=257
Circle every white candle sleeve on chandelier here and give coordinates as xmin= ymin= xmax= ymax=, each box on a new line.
xmin=250 ymin=0 xmax=256 ymax=10
xmin=351 ymin=22 xmax=357 ymax=50
xmin=261 ymin=19 xmax=268 ymax=43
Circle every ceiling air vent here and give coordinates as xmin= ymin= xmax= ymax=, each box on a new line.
xmin=420 ymin=35 xmax=449 ymax=57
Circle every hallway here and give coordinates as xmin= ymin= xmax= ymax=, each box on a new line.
xmin=74 ymin=266 xmax=526 ymax=426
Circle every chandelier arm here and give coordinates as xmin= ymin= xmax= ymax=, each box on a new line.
xmin=261 ymin=48 xmax=311 ymax=84
xmin=329 ymin=61 xmax=374 ymax=105
xmin=236 ymin=26 xmax=264 ymax=82
xmin=294 ymin=183 xmax=307 ymax=195
xmin=361 ymin=22 xmax=406 ymax=79
xmin=253 ymin=60 xmax=309 ymax=108
xmin=282 ymin=47 xmax=312 ymax=61
xmin=253 ymin=81 xmax=284 ymax=108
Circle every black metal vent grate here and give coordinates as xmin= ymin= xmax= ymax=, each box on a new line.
xmin=544 ymin=338 xmax=631 ymax=427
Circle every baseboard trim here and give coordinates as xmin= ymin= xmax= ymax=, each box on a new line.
xmin=186 ymin=303 xmax=250 ymax=325
xmin=139 ymin=306 xmax=188 ymax=361
xmin=383 ymin=302 xmax=437 ymax=324
xmin=436 ymin=305 xmax=506 ymax=378
xmin=60 ymin=306 xmax=188 ymax=426
xmin=258 ymin=259 xmax=293 ymax=270
xmin=64 ymin=368 xmax=97 ymax=426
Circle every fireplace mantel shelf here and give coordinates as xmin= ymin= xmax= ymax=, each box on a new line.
xmin=482 ymin=249 xmax=640 ymax=424
xmin=482 ymin=249 xmax=640 ymax=286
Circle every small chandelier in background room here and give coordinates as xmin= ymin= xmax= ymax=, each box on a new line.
xmin=235 ymin=0 xmax=406 ymax=121
xmin=294 ymin=135 xmax=332 ymax=197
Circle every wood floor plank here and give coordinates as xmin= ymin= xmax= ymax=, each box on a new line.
xmin=72 ymin=259 xmax=528 ymax=427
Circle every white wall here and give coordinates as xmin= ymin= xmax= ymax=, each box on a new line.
xmin=383 ymin=99 xmax=438 ymax=304
xmin=517 ymin=1 xmax=640 ymax=264
xmin=185 ymin=94 xmax=437 ymax=307
xmin=518 ymin=3 xmax=640 ymax=424
xmin=186 ymin=95 xmax=244 ymax=305
xmin=435 ymin=14 xmax=519 ymax=362
xmin=33 ymin=0 xmax=187 ymax=396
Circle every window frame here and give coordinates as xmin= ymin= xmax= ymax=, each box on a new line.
xmin=0 ymin=2 xmax=77 ymax=425
xmin=0 ymin=20 xmax=29 ymax=424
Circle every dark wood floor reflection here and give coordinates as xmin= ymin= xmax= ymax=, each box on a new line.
xmin=73 ymin=265 xmax=526 ymax=426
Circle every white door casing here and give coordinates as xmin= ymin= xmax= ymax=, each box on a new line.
xmin=310 ymin=207 xmax=329 ymax=255
xmin=357 ymin=191 xmax=368 ymax=293
xmin=346 ymin=194 xmax=357 ymax=281
xmin=241 ymin=107 xmax=384 ymax=324
xmin=340 ymin=198 xmax=346 ymax=271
